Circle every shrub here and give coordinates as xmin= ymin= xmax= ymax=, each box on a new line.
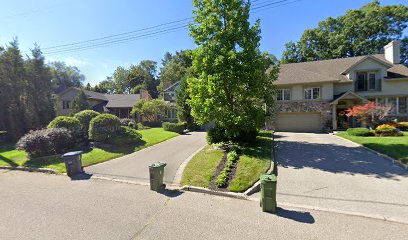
xmin=216 ymin=150 xmax=239 ymax=188
xmin=128 ymin=121 xmax=136 ymax=129
xmin=207 ymin=125 xmax=228 ymax=144
xmin=395 ymin=122 xmax=408 ymax=131
xmin=137 ymin=123 xmax=150 ymax=130
xmin=89 ymin=114 xmax=121 ymax=142
xmin=0 ymin=131 xmax=7 ymax=142
xmin=48 ymin=116 xmax=81 ymax=140
xmin=230 ymin=128 xmax=258 ymax=143
xmin=374 ymin=124 xmax=402 ymax=136
xmin=16 ymin=128 xmax=75 ymax=158
xmin=162 ymin=122 xmax=186 ymax=134
xmin=346 ymin=128 xmax=373 ymax=136
xmin=120 ymin=118 xmax=134 ymax=126
xmin=74 ymin=110 xmax=100 ymax=132
xmin=107 ymin=126 xmax=142 ymax=145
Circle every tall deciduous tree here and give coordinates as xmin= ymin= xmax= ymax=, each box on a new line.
xmin=159 ymin=50 xmax=193 ymax=92
xmin=188 ymin=0 xmax=278 ymax=140
xmin=282 ymin=1 xmax=408 ymax=65
xmin=49 ymin=61 xmax=85 ymax=89
xmin=176 ymin=77 xmax=194 ymax=127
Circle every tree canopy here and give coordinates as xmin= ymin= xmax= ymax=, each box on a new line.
xmin=282 ymin=0 xmax=408 ymax=65
xmin=49 ymin=61 xmax=85 ymax=89
xmin=187 ymin=0 xmax=278 ymax=139
xmin=158 ymin=50 xmax=193 ymax=92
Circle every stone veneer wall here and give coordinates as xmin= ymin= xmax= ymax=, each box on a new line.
xmin=271 ymin=101 xmax=332 ymax=132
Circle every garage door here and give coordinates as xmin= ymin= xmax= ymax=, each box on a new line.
xmin=275 ymin=113 xmax=322 ymax=132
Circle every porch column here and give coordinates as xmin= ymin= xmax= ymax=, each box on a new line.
xmin=332 ymin=104 xmax=337 ymax=130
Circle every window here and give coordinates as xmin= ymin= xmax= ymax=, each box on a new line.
xmin=304 ymin=87 xmax=320 ymax=100
xmin=388 ymin=98 xmax=397 ymax=114
xmin=399 ymin=97 xmax=407 ymax=114
xmin=356 ymin=72 xmax=378 ymax=91
xmin=62 ymin=100 xmax=70 ymax=109
xmin=368 ymin=73 xmax=376 ymax=90
xmin=277 ymin=89 xmax=291 ymax=101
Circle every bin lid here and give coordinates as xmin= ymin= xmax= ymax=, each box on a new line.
xmin=260 ymin=174 xmax=277 ymax=182
xmin=62 ymin=151 xmax=83 ymax=157
xmin=149 ymin=162 xmax=167 ymax=168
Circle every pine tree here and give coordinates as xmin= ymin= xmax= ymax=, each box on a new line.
xmin=71 ymin=90 xmax=90 ymax=114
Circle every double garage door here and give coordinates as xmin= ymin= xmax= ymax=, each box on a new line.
xmin=275 ymin=112 xmax=322 ymax=132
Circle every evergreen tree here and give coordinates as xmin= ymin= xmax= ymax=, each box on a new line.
xmin=71 ymin=90 xmax=90 ymax=114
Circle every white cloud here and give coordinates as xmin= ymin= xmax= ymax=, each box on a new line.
xmin=47 ymin=56 xmax=89 ymax=67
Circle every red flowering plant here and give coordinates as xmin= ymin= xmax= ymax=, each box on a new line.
xmin=346 ymin=101 xmax=391 ymax=128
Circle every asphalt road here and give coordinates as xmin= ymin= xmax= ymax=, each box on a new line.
xmin=251 ymin=132 xmax=408 ymax=223
xmin=85 ymin=131 xmax=207 ymax=185
xmin=0 ymin=170 xmax=407 ymax=240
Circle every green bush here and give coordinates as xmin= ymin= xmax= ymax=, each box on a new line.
xmin=73 ymin=110 xmax=100 ymax=137
xmin=162 ymin=122 xmax=186 ymax=134
xmin=207 ymin=125 xmax=228 ymax=144
xmin=216 ymin=150 xmax=239 ymax=188
xmin=128 ymin=121 xmax=136 ymax=129
xmin=0 ymin=131 xmax=7 ymax=142
xmin=16 ymin=128 xmax=75 ymax=158
xmin=89 ymin=114 xmax=121 ymax=142
xmin=396 ymin=122 xmax=408 ymax=131
xmin=346 ymin=128 xmax=373 ymax=136
xmin=120 ymin=118 xmax=134 ymax=126
xmin=48 ymin=116 xmax=81 ymax=140
xmin=107 ymin=126 xmax=142 ymax=145
xmin=137 ymin=123 xmax=150 ymax=130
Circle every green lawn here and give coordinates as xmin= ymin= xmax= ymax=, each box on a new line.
xmin=229 ymin=131 xmax=273 ymax=192
xmin=180 ymin=146 xmax=224 ymax=188
xmin=0 ymin=128 xmax=179 ymax=172
xmin=180 ymin=131 xmax=273 ymax=192
xmin=337 ymin=132 xmax=408 ymax=164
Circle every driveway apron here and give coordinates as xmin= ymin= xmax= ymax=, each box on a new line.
xmin=252 ymin=132 xmax=408 ymax=223
xmin=85 ymin=131 xmax=207 ymax=185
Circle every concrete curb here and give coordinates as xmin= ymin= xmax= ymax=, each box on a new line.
xmin=332 ymin=134 xmax=408 ymax=170
xmin=172 ymin=146 xmax=205 ymax=187
xmin=180 ymin=185 xmax=248 ymax=200
xmin=0 ymin=166 xmax=59 ymax=175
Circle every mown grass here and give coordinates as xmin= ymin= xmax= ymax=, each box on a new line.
xmin=229 ymin=131 xmax=273 ymax=192
xmin=180 ymin=131 xmax=273 ymax=192
xmin=0 ymin=128 xmax=179 ymax=172
xmin=180 ymin=146 xmax=224 ymax=188
xmin=337 ymin=132 xmax=408 ymax=164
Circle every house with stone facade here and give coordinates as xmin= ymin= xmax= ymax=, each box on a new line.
xmin=55 ymin=87 xmax=142 ymax=118
xmin=272 ymin=40 xmax=408 ymax=132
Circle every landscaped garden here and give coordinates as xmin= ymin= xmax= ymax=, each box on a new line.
xmin=0 ymin=110 xmax=179 ymax=173
xmin=181 ymin=131 xmax=273 ymax=193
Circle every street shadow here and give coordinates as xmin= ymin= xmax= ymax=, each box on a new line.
xmin=274 ymin=136 xmax=408 ymax=180
xmin=275 ymin=207 xmax=315 ymax=224
xmin=70 ymin=172 xmax=93 ymax=181
xmin=158 ymin=189 xmax=184 ymax=198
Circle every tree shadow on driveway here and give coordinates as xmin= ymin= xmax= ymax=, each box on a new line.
xmin=274 ymin=135 xmax=407 ymax=180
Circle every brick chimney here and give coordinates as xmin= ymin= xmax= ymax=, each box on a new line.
xmin=384 ymin=40 xmax=401 ymax=64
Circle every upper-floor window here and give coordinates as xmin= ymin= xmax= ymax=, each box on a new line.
xmin=277 ymin=89 xmax=291 ymax=101
xmin=356 ymin=72 xmax=378 ymax=91
xmin=304 ymin=87 xmax=320 ymax=100
xmin=62 ymin=100 xmax=70 ymax=109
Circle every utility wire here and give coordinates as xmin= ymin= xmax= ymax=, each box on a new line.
xmin=39 ymin=0 xmax=299 ymax=55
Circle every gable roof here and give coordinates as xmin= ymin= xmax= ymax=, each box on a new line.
xmin=163 ymin=81 xmax=180 ymax=92
xmin=330 ymin=91 xmax=368 ymax=105
xmin=275 ymin=54 xmax=408 ymax=86
xmin=104 ymin=94 xmax=140 ymax=108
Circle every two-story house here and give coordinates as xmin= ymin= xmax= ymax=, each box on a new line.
xmin=272 ymin=40 xmax=408 ymax=132
xmin=162 ymin=81 xmax=180 ymax=121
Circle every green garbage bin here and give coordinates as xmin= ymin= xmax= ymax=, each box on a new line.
xmin=260 ymin=173 xmax=277 ymax=213
xmin=149 ymin=162 xmax=167 ymax=191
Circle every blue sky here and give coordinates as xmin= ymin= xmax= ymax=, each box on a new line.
xmin=1 ymin=0 xmax=406 ymax=86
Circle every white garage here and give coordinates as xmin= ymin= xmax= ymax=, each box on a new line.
xmin=275 ymin=112 xmax=322 ymax=132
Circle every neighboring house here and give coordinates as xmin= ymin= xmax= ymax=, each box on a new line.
xmin=162 ymin=81 xmax=180 ymax=121
xmin=272 ymin=40 xmax=408 ymax=132
xmin=55 ymin=87 xmax=141 ymax=118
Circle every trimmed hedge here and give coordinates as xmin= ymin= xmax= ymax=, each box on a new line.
xmin=120 ymin=118 xmax=134 ymax=126
xmin=48 ymin=116 xmax=81 ymax=140
xmin=16 ymin=128 xmax=75 ymax=158
xmin=346 ymin=128 xmax=373 ymax=136
xmin=207 ymin=125 xmax=228 ymax=144
xmin=162 ymin=122 xmax=185 ymax=134
xmin=107 ymin=126 xmax=142 ymax=145
xmin=89 ymin=114 xmax=121 ymax=142
xmin=74 ymin=110 xmax=100 ymax=132
xmin=128 ymin=121 xmax=136 ymax=129
xmin=207 ymin=125 xmax=258 ymax=144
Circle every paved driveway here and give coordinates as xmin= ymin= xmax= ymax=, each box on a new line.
xmin=85 ymin=131 xmax=206 ymax=185
xmin=252 ymin=132 xmax=408 ymax=223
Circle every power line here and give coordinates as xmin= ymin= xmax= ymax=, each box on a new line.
xmin=39 ymin=0 xmax=299 ymax=55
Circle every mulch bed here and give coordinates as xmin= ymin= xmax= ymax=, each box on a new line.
xmin=209 ymin=150 xmax=239 ymax=191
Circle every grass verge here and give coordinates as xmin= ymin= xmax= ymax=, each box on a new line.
xmin=229 ymin=131 xmax=273 ymax=192
xmin=0 ymin=128 xmax=179 ymax=172
xmin=180 ymin=146 xmax=224 ymax=188
xmin=337 ymin=132 xmax=408 ymax=164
